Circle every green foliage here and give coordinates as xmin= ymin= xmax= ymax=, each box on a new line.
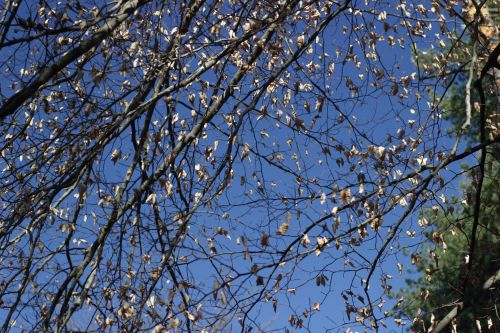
xmin=439 ymin=79 xmax=499 ymax=143
xmin=396 ymin=10 xmax=500 ymax=327
xmin=395 ymin=164 xmax=500 ymax=332
xmin=414 ymin=27 xmax=498 ymax=143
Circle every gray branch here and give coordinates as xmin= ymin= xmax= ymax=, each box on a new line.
xmin=0 ymin=0 xmax=146 ymax=120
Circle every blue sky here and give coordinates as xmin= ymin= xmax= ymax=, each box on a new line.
xmin=0 ymin=0 xmax=479 ymax=332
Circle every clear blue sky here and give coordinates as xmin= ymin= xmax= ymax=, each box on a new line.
xmin=0 ymin=1 xmax=474 ymax=332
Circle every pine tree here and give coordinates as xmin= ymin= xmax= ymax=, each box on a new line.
xmin=395 ymin=2 xmax=500 ymax=331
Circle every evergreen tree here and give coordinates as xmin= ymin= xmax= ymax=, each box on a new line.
xmin=395 ymin=2 xmax=499 ymax=332
xmin=396 ymin=166 xmax=499 ymax=332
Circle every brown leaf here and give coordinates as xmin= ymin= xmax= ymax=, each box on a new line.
xmin=220 ymin=290 xmax=227 ymax=304
xmin=391 ymin=83 xmax=399 ymax=95
xmin=339 ymin=188 xmax=351 ymax=204
xmin=111 ymin=149 xmax=122 ymax=164
xmin=294 ymin=117 xmax=306 ymax=130
xmin=256 ymin=276 xmax=264 ymax=286
xmin=301 ymin=234 xmax=310 ymax=247
xmin=213 ymin=280 xmax=219 ymax=300
xmin=261 ymin=233 xmax=270 ymax=246
xmin=276 ymin=223 xmax=288 ymax=235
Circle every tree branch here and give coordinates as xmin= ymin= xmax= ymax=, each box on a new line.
xmin=0 ymin=0 xmax=147 ymax=121
xmin=431 ymin=268 xmax=500 ymax=333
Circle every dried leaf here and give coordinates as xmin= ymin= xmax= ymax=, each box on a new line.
xmin=261 ymin=233 xmax=270 ymax=246
xmin=256 ymin=276 xmax=264 ymax=286
xmin=339 ymin=188 xmax=351 ymax=204
xmin=277 ymin=223 xmax=288 ymax=235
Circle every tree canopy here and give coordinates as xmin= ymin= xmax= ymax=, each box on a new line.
xmin=393 ymin=3 xmax=499 ymax=332
xmin=395 ymin=162 xmax=499 ymax=333
xmin=0 ymin=0 xmax=498 ymax=332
